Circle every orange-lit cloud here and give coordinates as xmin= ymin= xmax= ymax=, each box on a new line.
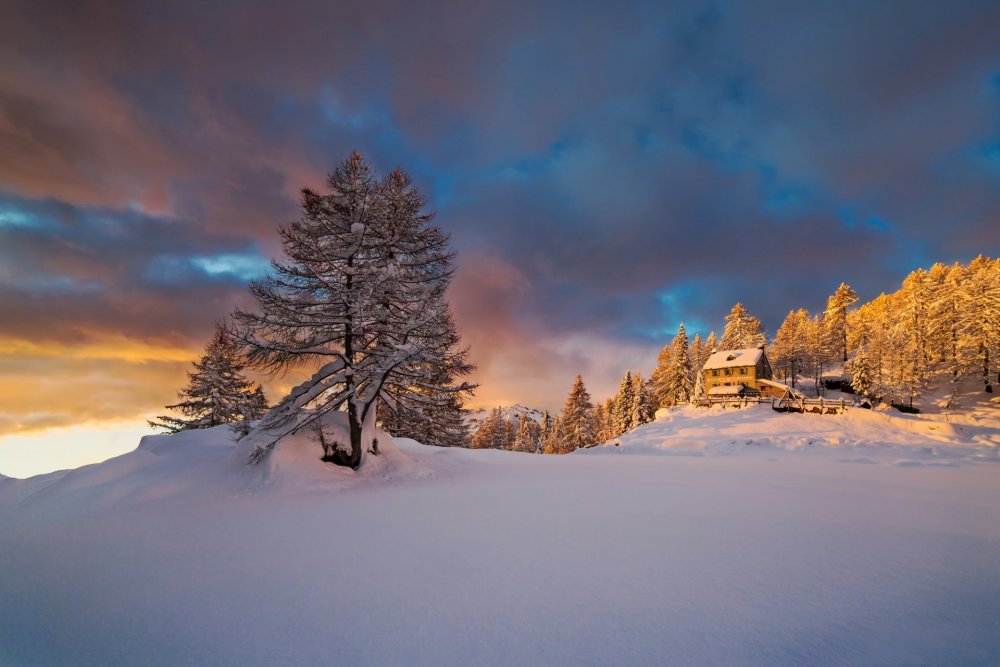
xmin=0 ymin=331 xmax=310 ymax=440
xmin=0 ymin=336 xmax=193 ymax=436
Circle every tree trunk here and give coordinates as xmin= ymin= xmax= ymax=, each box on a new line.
xmin=322 ymin=403 xmax=363 ymax=469
xmin=985 ymin=345 xmax=993 ymax=393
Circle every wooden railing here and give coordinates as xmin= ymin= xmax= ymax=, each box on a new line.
xmin=694 ymin=396 xmax=849 ymax=414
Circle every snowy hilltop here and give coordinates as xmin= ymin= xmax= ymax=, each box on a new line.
xmin=582 ymin=403 xmax=1000 ymax=467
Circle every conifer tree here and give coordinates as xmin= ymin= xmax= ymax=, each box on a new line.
xmin=704 ymin=331 xmax=718 ymax=360
xmin=650 ymin=344 xmax=672 ymax=408
xmin=601 ymin=398 xmax=616 ymax=440
xmin=593 ymin=401 xmax=609 ymax=443
xmin=150 ymin=326 xmax=267 ymax=434
xmin=512 ymin=414 xmax=541 ymax=453
xmin=900 ymin=270 xmax=931 ymax=400
xmin=612 ymin=371 xmax=635 ymax=434
xmin=629 ymin=372 xmax=644 ymax=427
xmin=689 ymin=333 xmax=703 ymax=389
xmin=720 ymin=303 xmax=767 ymax=350
xmin=848 ymin=342 xmax=875 ymax=399
xmin=693 ymin=332 xmax=714 ymax=399
xmin=555 ymin=375 xmax=597 ymax=453
xmin=540 ymin=410 xmax=554 ymax=450
xmin=803 ymin=314 xmax=830 ymax=396
xmin=543 ymin=416 xmax=561 ymax=454
xmin=958 ymin=255 xmax=1000 ymax=392
xmin=631 ymin=374 xmax=656 ymax=425
xmin=666 ymin=324 xmax=693 ymax=405
xmin=377 ymin=364 xmax=471 ymax=447
xmin=823 ymin=283 xmax=858 ymax=363
xmin=231 ymin=153 xmax=474 ymax=468
xmin=501 ymin=415 xmax=517 ymax=450
xmin=771 ymin=309 xmax=808 ymax=387
xmin=471 ymin=408 xmax=504 ymax=449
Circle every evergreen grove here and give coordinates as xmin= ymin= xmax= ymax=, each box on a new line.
xmin=471 ymin=255 xmax=999 ymax=452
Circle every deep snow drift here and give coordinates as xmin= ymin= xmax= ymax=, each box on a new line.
xmin=1 ymin=408 xmax=999 ymax=666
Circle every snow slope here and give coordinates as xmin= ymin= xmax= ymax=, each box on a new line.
xmin=584 ymin=403 xmax=1000 ymax=467
xmin=1 ymin=410 xmax=999 ymax=666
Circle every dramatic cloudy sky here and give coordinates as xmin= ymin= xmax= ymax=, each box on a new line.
xmin=1 ymin=1 xmax=999 ymax=472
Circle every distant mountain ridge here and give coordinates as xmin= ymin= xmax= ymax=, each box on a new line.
xmin=465 ymin=404 xmax=544 ymax=430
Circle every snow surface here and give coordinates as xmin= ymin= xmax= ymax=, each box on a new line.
xmin=707 ymin=383 xmax=745 ymax=395
xmin=2 ymin=408 xmax=999 ymax=665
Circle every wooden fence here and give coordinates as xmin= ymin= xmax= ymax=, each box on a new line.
xmin=694 ymin=396 xmax=849 ymax=414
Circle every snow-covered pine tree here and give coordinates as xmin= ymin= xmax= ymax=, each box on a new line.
xmin=823 ymin=283 xmax=858 ymax=363
xmin=720 ymin=303 xmax=767 ymax=350
xmin=555 ymin=375 xmax=597 ymax=453
xmin=694 ymin=331 xmax=714 ymax=399
xmin=231 ymin=153 xmax=474 ymax=468
xmin=848 ymin=342 xmax=875 ymax=399
xmin=926 ymin=262 xmax=961 ymax=374
xmin=425 ymin=395 xmax=472 ymax=447
xmin=150 ymin=325 xmax=267 ymax=434
xmin=471 ymin=407 xmax=504 ymax=449
xmin=513 ymin=414 xmax=541 ymax=453
xmin=540 ymin=410 xmax=554 ymax=451
xmin=501 ymin=415 xmax=517 ymax=450
xmin=703 ymin=331 xmax=718 ymax=361
xmin=861 ymin=293 xmax=892 ymax=402
xmin=630 ymin=373 xmax=656 ymax=425
xmin=377 ymin=361 xmax=472 ymax=447
xmin=666 ymin=323 xmax=693 ymax=405
xmin=612 ymin=371 xmax=635 ymax=434
xmin=232 ymin=384 xmax=271 ymax=437
xmin=771 ymin=309 xmax=808 ymax=387
xmin=543 ymin=416 xmax=561 ymax=455
xmin=958 ymin=256 xmax=1000 ymax=392
xmin=601 ymin=398 xmax=615 ymax=440
xmin=802 ymin=313 xmax=831 ymax=396
xmin=377 ymin=306 xmax=474 ymax=448
xmin=900 ymin=270 xmax=931 ymax=403
xmin=649 ymin=344 xmax=672 ymax=408
xmin=644 ymin=378 xmax=658 ymax=421
xmin=689 ymin=334 xmax=703 ymax=390
xmin=629 ymin=372 xmax=644 ymax=428
xmin=593 ymin=401 xmax=608 ymax=442
xmin=245 ymin=385 xmax=269 ymax=420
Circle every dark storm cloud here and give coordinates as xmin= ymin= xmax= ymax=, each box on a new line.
xmin=1 ymin=0 xmax=999 ymax=416
xmin=0 ymin=193 xmax=263 ymax=344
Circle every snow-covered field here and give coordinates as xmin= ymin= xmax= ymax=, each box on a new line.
xmin=2 ymin=407 xmax=999 ymax=666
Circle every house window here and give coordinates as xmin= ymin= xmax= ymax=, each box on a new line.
xmin=712 ymin=370 xmax=719 ymax=376
xmin=739 ymin=368 xmax=746 ymax=375
xmin=724 ymin=369 xmax=732 ymax=376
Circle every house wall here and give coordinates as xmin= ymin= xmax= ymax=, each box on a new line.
xmin=758 ymin=383 xmax=786 ymax=398
xmin=705 ymin=364 xmax=757 ymax=392
xmin=703 ymin=352 xmax=772 ymax=394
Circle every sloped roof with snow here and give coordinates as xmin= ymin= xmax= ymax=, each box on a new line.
xmin=703 ymin=348 xmax=764 ymax=370
xmin=757 ymin=378 xmax=805 ymax=398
